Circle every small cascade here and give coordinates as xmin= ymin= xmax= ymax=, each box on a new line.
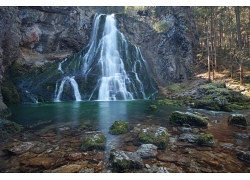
xmin=54 ymin=76 xmax=81 ymax=102
xmin=69 ymin=77 xmax=81 ymax=101
xmin=25 ymin=90 xmax=38 ymax=103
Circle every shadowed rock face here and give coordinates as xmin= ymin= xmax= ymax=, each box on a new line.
xmin=0 ymin=6 xmax=197 ymax=105
xmin=116 ymin=7 xmax=197 ymax=86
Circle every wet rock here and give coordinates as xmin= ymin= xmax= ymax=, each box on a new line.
xmin=136 ymin=144 xmax=158 ymax=159
xmin=109 ymin=149 xmax=143 ymax=172
xmin=156 ymin=166 xmax=169 ymax=173
xmin=179 ymin=133 xmax=198 ymax=143
xmin=235 ymin=139 xmax=243 ymax=146
xmin=3 ymin=141 xmax=36 ymax=155
xmin=157 ymin=151 xmax=179 ymax=163
xmin=67 ymin=152 xmax=83 ymax=161
xmin=228 ymin=114 xmax=247 ymax=127
xmin=138 ymin=126 xmax=170 ymax=150
xmin=169 ymin=111 xmax=208 ymax=127
xmin=51 ymin=164 xmax=82 ymax=173
xmin=81 ymin=133 xmax=106 ymax=151
xmin=195 ymin=133 xmax=214 ymax=147
xmin=0 ymin=119 xmax=21 ymax=139
xmin=109 ymin=120 xmax=129 ymax=135
xmin=30 ymin=142 xmax=47 ymax=154
xmin=122 ymin=145 xmax=137 ymax=152
xmin=145 ymin=164 xmax=169 ymax=173
xmin=157 ymin=151 xmax=190 ymax=166
xmin=58 ymin=126 xmax=70 ymax=131
xmin=178 ymin=126 xmax=199 ymax=134
xmin=236 ymin=151 xmax=250 ymax=163
xmin=220 ymin=143 xmax=234 ymax=150
xmin=20 ymin=156 xmax=55 ymax=169
xmin=233 ymin=133 xmax=249 ymax=139
xmin=83 ymin=152 xmax=104 ymax=162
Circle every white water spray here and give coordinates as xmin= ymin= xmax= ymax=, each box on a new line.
xmin=54 ymin=76 xmax=81 ymax=102
xmin=97 ymin=14 xmax=133 ymax=101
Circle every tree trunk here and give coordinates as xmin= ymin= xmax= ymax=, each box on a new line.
xmin=230 ymin=31 xmax=233 ymax=79
xmin=210 ymin=8 xmax=215 ymax=81
xmin=207 ymin=28 xmax=211 ymax=82
xmin=235 ymin=6 xmax=243 ymax=85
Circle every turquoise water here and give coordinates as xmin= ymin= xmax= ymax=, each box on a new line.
xmin=8 ymin=100 xmax=184 ymax=132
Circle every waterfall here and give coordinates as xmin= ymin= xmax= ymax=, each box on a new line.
xmin=31 ymin=13 xmax=158 ymax=103
xmin=97 ymin=14 xmax=133 ymax=101
xmin=54 ymin=76 xmax=81 ymax=102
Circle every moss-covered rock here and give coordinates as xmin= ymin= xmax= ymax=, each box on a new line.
xmin=169 ymin=111 xmax=208 ymax=127
xmin=194 ymin=81 xmax=249 ymax=112
xmin=109 ymin=120 xmax=129 ymax=135
xmin=109 ymin=149 xmax=143 ymax=172
xmin=138 ymin=126 xmax=170 ymax=150
xmin=193 ymin=98 xmax=232 ymax=112
xmin=1 ymin=79 xmax=20 ymax=104
xmin=0 ymin=119 xmax=21 ymax=140
xmin=195 ymin=133 xmax=214 ymax=146
xmin=81 ymin=133 xmax=106 ymax=151
xmin=228 ymin=114 xmax=247 ymax=127
xmin=148 ymin=104 xmax=157 ymax=111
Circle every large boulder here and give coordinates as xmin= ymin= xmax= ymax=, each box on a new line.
xmin=228 ymin=114 xmax=247 ymax=127
xmin=109 ymin=149 xmax=143 ymax=172
xmin=81 ymin=133 xmax=106 ymax=151
xmin=236 ymin=151 xmax=250 ymax=163
xmin=0 ymin=119 xmax=21 ymax=139
xmin=3 ymin=141 xmax=36 ymax=155
xmin=109 ymin=120 xmax=129 ymax=135
xmin=136 ymin=144 xmax=158 ymax=159
xmin=195 ymin=133 xmax=214 ymax=146
xmin=169 ymin=111 xmax=208 ymax=127
xmin=193 ymin=82 xmax=249 ymax=111
xmin=179 ymin=133 xmax=198 ymax=143
xmin=138 ymin=126 xmax=170 ymax=150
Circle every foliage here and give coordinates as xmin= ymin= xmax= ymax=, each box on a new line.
xmin=153 ymin=21 xmax=171 ymax=33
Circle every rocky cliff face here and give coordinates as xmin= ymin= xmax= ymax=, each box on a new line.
xmin=0 ymin=6 xmax=197 ymax=106
xmin=117 ymin=7 xmax=197 ymax=86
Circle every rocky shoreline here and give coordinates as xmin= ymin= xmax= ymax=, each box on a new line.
xmin=0 ymin=108 xmax=249 ymax=173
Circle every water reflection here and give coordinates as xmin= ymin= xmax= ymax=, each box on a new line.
xmin=97 ymin=101 xmax=128 ymax=151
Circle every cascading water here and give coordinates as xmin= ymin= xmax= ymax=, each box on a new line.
xmin=54 ymin=76 xmax=81 ymax=102
xmin=20 ymin=14 xmax=157 ymax=103
xmin=97 ymin=14 xmax=133 ymax=101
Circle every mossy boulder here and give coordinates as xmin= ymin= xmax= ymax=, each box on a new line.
xmin=148 ymin=104 xmax=158 ymax=111
xmin=193 ymin=97 xmax=232 ymax=112
xmin=1 ymin=79 xmax=20 ymax=104
xmin=138 ymin=126 xmax=170 ymax=150
xmin=0 ymin=119 xmax=21 ymax=140
xmin=109 ymin=120 xmax=129 ymax=135
xmin=169 ymin=111 xmax=208 ymax=127
xmin=195 ymin=133 xmax=214 ymax=146
xmin=81 ymin=133 xmax=106 ymax=151
xmin=109 ymin=149 xmax=143 ymax=172
xmin=195 ymin=81 xmax=249 ymax=111
xmin=228 ymin=114 xmax=247 ymax=127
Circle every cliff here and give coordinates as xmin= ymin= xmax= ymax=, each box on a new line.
xmin=0 ymin=6 xmax=197 ymax=107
